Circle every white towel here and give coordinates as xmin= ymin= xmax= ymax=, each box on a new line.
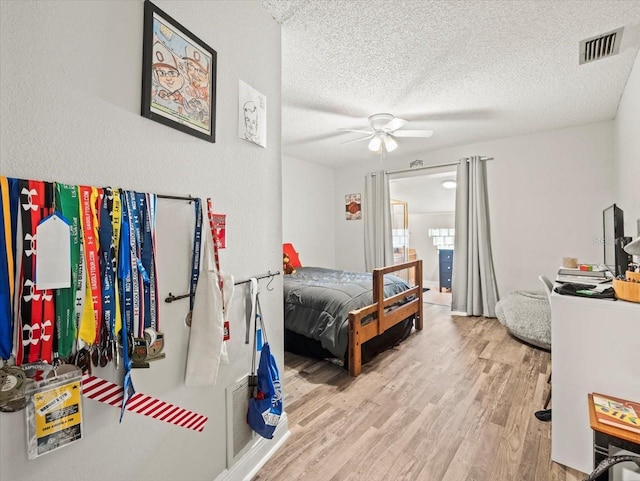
xmin=184 ymin=222 xmax=234 ymax=386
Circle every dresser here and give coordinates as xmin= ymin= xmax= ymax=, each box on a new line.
xmin=438 ymin=249 xmax=453 ymax=292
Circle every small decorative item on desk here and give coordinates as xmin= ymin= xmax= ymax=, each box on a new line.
xmin=613 ymin=270 xmax=640 ymax=303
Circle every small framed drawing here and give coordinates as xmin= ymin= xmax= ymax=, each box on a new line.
xmin=141 ymin=0 xmax=217 ymax=142
xmin=238 ymin=80 xmax=267 ymax=148
xmin=345 ymin=193 xmax=362 ymax=220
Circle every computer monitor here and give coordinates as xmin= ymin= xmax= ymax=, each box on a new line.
xmin=603 ymin=204 xmax=630 ymax=276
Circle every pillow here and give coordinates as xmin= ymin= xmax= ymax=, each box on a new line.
xmin=282 ymin=243 xmax=302 ymax=268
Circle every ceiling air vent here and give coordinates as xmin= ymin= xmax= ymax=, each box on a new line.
xmin=579 ymin=27 xmax=623 ymax=65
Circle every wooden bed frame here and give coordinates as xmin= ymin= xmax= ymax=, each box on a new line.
xmin=347 ymin=260 xmax=423 ymax=376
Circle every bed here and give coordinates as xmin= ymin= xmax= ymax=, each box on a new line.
xmin=283 ymin=254 xmax=423 ymax=376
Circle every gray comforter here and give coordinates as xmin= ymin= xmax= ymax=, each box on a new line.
xmin=283 ymin=266 xmax=412 ymax=358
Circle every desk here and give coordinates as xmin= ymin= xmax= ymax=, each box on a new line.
xmin=588 ymin=393 xmax=640 ymax=481
xmin=551 ymin=292 xmax=640 ymax=475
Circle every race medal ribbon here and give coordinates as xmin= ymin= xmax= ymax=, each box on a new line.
xmin=54 ymin=184 xmax=81 ymax=359
xmin=117 ymin=197 xmax=136 ymax=418
xmin=78 ymin=186 xmax=102 ymax=346
xmin=206 ymin=199 xmax=228 ymax=340
xmin=16 ymin=180 xmax=55 ymax=365
xmin=123 ymin=192 xmax=144 ymax=337
xmin=110 ymin=190 xmax=122 ymax=338
xmin=0 ymin=177 xmax=15 ymax=360
xmin=98 ymin=188 xmax=117 ymax=363
xmin=148 ymin=193 xmax=158 ymax=332
xmin=138 ymin=192 xmax=157 ymax=333
xmin=188 ymin=199 xmax=202 ymax=323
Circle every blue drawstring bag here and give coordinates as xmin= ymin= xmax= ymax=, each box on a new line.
xmin=248 ymin=296 xmax=282 ymax=439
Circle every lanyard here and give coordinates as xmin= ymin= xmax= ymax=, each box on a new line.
xmin=119 ymin=194 xmax=138 ymax=339
xmin=110 ymin=190 xmax=122 ymax=340
xmin=16 ymin=180 xmax=55 ymax=365
xmin=117 ymin=193 xmax=138 ymax=421
xmin=189 ymin=199 xmax=202 ymax=313
xmin=139 ymin=193 xmax=157 ymax=332
xmin=148 ymin=193 xmax=158 ymax=331
xmin=251 ymin=293 xmax=267 ymax=376
xmin=0 ymin=177 xmax=15 ymax=359
xmin=98 ymin=188 xmax=116 ymax=354
xmin=206 ymin=199 xmax=223 ymax=310
xmin=78 ymin=186 xmax=102 ymax=346
xmin=54 ymin=183 xmax=82 ymax=359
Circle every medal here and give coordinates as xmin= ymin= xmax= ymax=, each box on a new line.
xmin=0 ymin=365 xmax=29 ymax=412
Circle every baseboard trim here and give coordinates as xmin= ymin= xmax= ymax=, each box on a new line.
xmin=214 ymin=413 xmax=290 ymax=481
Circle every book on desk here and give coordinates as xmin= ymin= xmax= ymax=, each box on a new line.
xmin=556 ymin=267 xmax=614 ymax=287
xmin=592 ymin=393 xmax=640 ymax=434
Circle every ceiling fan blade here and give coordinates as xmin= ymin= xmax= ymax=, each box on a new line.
xmin=342 ymin=134 xmax=374 ymax=144
xmin=391 ymin=130 xmax=434 ymax=138
xmin=337 ymin=128 xmax=374 ymax=134
xmin=382 ymin=117 xmax=408 ymax=132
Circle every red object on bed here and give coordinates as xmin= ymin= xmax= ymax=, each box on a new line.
xmin=283 ymin=243 xmax=302 ymax=268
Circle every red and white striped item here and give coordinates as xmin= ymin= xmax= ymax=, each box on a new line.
xmin=81 ymin=374 xmax=208 ymax=432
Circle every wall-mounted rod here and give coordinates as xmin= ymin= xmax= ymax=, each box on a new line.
xmin=386 ymin=156 xmax=494 ymax=176
xmin=157 ymin=194 xmax=196 ymax=202
xmin=164 ymin=270 xmax=281 ymax=303
xmin=234 ymin=270 xmax=281 ymax=286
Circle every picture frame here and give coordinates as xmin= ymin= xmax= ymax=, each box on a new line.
xmin=345 ymin=193 xmax=362 ymax=220
xmin=141 ymin=0 xmax=217 ymax=143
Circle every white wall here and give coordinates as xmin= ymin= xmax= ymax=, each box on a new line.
xmin=282 ymin=156 xmax=335 ymax=267
xmin=335 ymin=121 xmax=616 ymax=295
xmin=0 ymin=2 xmax=283 ymax=481
xmin=614 ymin=49 xmax=640 ymax=238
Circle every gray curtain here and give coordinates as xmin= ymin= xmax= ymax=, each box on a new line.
xmin=451 ymin=156 xmax=499 ymax=317
xmin=363 ymin=170 xmax=393 ymax=271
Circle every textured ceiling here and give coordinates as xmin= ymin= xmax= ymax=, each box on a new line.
xmin=262 ymin=0 xmax=640 ymax=167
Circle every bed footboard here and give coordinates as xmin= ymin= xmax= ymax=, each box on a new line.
xmin=348 ymin=260 xmax=423 ymax=376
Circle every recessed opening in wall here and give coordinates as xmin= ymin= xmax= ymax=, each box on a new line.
xmin=389 ymin=167 xmax=457 ymax=306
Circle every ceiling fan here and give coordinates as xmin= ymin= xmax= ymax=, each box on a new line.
xmin=338 ymin=113 xmax=434 ymax=153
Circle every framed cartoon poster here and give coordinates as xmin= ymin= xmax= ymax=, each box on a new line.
xmin=345 ymin=194 xmax=362 ymax=220
xmin=238 ymin=80 xmax=267 ymax=148
xmin=141 ymin=0 xmax=217 ymax=142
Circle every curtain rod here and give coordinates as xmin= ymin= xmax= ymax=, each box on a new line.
xmin=385 ymin=156 xmax=494 ymax=176
xmin=164 ymin=270 xmax=281 ymax=304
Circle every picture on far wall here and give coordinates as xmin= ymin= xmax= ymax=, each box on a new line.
xmin=238 ymin=79 xmax=267 ymax=148
xmin=345 ymin=193 xmax=362 ymax=220
xmin=141 ymin=0 xmax=217 ymax=143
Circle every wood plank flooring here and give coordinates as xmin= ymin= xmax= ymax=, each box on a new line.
xmin=253 ymin=304 xmax=586 ymax=481
xmin=422 ymin=289 xmax=452 ymax=307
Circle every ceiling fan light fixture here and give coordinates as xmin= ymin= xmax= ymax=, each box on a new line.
xmin=368 ymin=135 xmax=383 ymax=152
xmin=383 ymin=135 xmax=398 ymax=152
xmin=442 ymin=180 xmax=457 ymax=189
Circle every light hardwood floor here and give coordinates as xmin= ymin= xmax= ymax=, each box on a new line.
xmin=253 ymin=304 xmax=586 ymax=481
xmin=422 ymin=289 xmax=452 ymax=307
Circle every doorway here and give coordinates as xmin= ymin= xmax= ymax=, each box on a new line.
xmin=389 ymin=168 xmax=457 ymax=307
